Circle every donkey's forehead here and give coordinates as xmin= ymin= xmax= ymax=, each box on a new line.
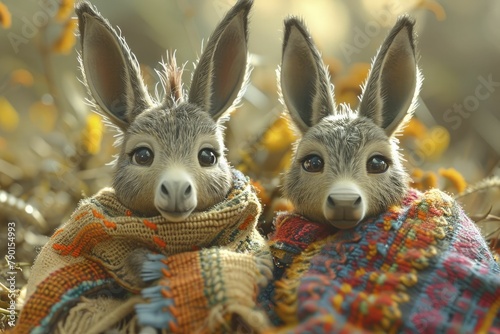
xmin=127 ymin=104 xmax=219 ymax=139
xmin=305 ymin=114 xmax=389 ymax=151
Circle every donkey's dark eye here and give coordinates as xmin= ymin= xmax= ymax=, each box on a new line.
xmin=367 ymin=155 xmax=389 ymax=174
xmin=302 ymin=155 xmax=324 ymax=173
xmin=131 ymin=147 xmax=154 ymax=166
xmin=198 ymin=148 xmax=217 ymax=167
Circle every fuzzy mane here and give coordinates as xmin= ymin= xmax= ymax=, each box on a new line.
xmin=156 ymin=54 xmax=185 ymax=108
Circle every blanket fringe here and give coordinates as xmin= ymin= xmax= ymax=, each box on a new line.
xmin=207 ymin=303 xmax=270 ymax=333
xmin=56 ymin=295 xmax=142 ymax=334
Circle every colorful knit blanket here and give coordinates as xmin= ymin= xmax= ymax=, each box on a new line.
xmin=13 ymin=170 xmax=272 ymax=334
xmin=262 ymin=188 xmax=500 ymax=333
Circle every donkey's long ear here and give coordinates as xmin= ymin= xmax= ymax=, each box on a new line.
xmin=280 ymin=18 xmax=335 ymax=134
xmin=358 ymin=16 xmax=421 ymax=137
xmin=76 ymin=1 xmax=151 ymax=130
xmin=188 ymin=0 xmax=252 ymax=121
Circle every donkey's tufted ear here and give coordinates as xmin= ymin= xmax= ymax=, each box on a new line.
xmin=358 ymin=16 xmax=421 ymax=137
xmin=188 ymin=0 xmax=252 ymax=122
xmin=280 ymin=17 xmax=336 ymax=134
xmin=76 ymin=1 xmax=151 ymax=130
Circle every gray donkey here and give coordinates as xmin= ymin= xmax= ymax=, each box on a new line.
xmin=13 ymin=3 xmax=269 ymax=333
xmin=280 ymin=16 xmax=421 ymax=229
xmin=76 ymin=0 xmax=251 ymax=222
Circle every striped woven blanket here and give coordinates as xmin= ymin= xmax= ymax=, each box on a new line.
xmin=262 ymin=188 xmax=500 ymax=333
xmin=13 ymin=169 xmax=272 ymax=334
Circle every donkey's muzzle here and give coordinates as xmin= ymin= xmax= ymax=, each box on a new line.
xmin=155 ymin=170 xmax=197 ymax=222
xmin=324 ymin=184 xmax=364 ymax=229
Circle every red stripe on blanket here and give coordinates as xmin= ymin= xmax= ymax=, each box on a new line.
xmin=53 ymin=223 xmax=111 ymax=257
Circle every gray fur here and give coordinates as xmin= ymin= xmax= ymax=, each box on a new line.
xmin=280 ymin=16 xmax=422 ymax=229
xmin=76 ymin=0 xmax=252 ymax=221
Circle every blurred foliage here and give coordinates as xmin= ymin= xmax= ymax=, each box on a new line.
xmin=0 ymin=0 xmax=499 ymax=327
xmin=0 ymin=2 xmax=11 ymax=29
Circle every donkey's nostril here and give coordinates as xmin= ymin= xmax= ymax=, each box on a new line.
xmin=328 ymin=192 xmax=362 ymax=208
xmin=161 ymin=184 xmax=169 ymax=196
xmin=184 ymin=184 xmax=192 ymax=196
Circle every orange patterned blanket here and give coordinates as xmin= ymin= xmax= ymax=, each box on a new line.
xmin=13 ymin=170 xmax=272 ymax=333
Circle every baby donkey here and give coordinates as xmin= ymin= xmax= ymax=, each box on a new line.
xmin=280 ymin=16 xmax=421 ymax=229
xmin=14 ymin=1 xmax=273 ymax=334
xmin=78 ymin=1 xmax=249 ymax=222
xmin=263 ymin=17 xmax=500 ymax=333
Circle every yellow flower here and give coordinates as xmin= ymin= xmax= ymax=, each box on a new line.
xmin=336 ymin=91 xmax=359 ymax=107
xmin=334 ymin=63 xmax=370 ymax=106
xmin=415 ymin=126 xmax=450 ymax=160
xmin=402 ymin=118 xmax=427 ymax=139
xmin=416 ymin=0 xmax=446 ymax=21
xmin=411 ymin=168 xmax=424 ymax=179
xmin=56 ymin=0 xmax=74 ymax=22
xmin=0 ymin=97 xmax=19 ymax=132
xmin=324 ymin=56 xmax=343 ymax=79
xmin=261 ymin=117 xmax=296 ymax=153
xmin=53 ymin=19 xmax=77 ymax=54
xmin=0 ymin=2 xmax=11 ymax=29
xmin=422 ymin=172 xmax=438 ymax=189
xmin=10 ymin=69 xmax=34 ymax=87
xmin=439 ymin=168 xmax=467 ymax=193
xmin=237 ymin=151 xmax=257 ymax=175
xmin=271 ymin=198 xmax=294 ymax=213
xmin=81 ymin=113 xmax=103 ymax=155
xmin=409 ymin=168 xmax=424 ymax=190
xmin=348 ymin=63 xmax=371 ymax=81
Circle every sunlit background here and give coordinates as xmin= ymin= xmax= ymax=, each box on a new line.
xmin=0 ymin=0 xmax=499 ymax=317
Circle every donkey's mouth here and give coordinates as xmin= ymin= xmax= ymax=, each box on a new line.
xmin=157 ymin=207 xmax=195 ymax=222
xmin=324 ymin=209 xmax=363 ymax=229
xmin=327 ymin=219 xmax=360 ymax=230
